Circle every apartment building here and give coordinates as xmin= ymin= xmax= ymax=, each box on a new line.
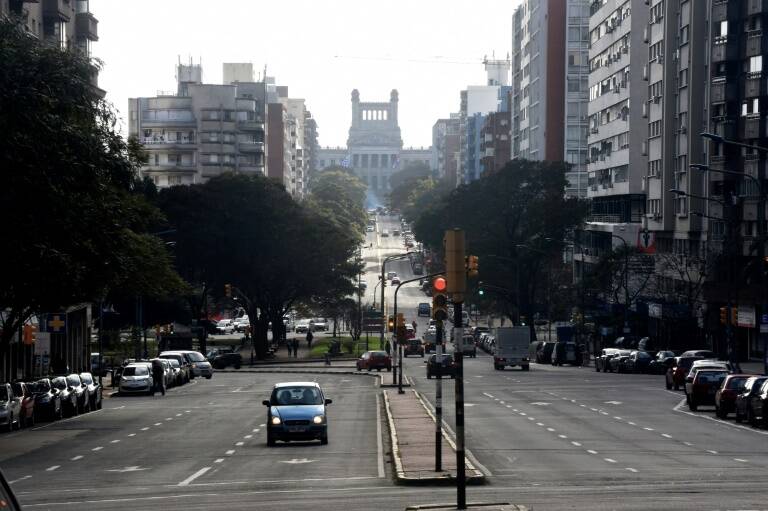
xmin=432 ymin=116 xmax=462 ymax=186
xmin=575 ymin=0 xmax=649 ymax=283
xmin=128 ymin=63 xmax=266 ymax=188
xmin=510 ymin=0 xmax=591 ymax=197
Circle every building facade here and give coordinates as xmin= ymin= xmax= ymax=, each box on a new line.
xmin=432 ymin=116 xmax=462 ymax=187
xmin=129 ymin=63 xmax=267 ymax=189
xmin=510 ymin=0 xmax=591 ymax=197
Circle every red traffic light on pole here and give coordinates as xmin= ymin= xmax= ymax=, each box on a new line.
xmin=432 ymin=277 xmax=449 ymax=321
xmin=433 ymin=276 xmax=447 ymax=293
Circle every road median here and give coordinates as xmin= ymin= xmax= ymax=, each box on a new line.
xmin=383 ymin=388 xmax=485 ymax=485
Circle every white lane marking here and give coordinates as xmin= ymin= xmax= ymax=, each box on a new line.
xmin=627 ymin=422 xmax=636 ymax=426
xmin=707 ymin=450 xmax=718 ymax=454
xmin=547 ymin=428 xmax=556 ymax=432
xmin=661 ymin=433 xmax=672 ymax=439
xmin=604 ymin=401 xmax=622 ymax=405
xmin=71 ymin=456 xmax=84 ymax=461
xmin=154 ymin=422 xmax=162 ymax=426
xmin=8 ymin=475 xmax=31 ymax=484
xmin=110 ymin=440 xmax=120 ymax=444
xmin=226 ymin=450 xmax=235 ymax=455
xmin=259 ymin=423 xmax=266 ymax=427
xmin=178 ymin=467 xmax=211 ymax=487
xmin=527 ymin=417 xmax=535 ymax=421
xmin=253 ymin=428 xmax=260 ymax=433
xmin=127 ymin=434 xmax=136 ymax=437
xmin=626 ymin=468 xmax=638 ymax=473
xmin=506 ymin=405 xmax=513 ymax=408
xmin=165 ymin=418 xmax=173 ymax=421
xmin=599 ymin=411 xmax=609 ymax=416
xmin=590 ymin=408 xmax=598 ymax=412
xmin=536 ymin=422 xmax=545 ymax=427
xmin=244 ymin=435 xmax=253 ymax=439
xmin=46 ymin=466 xmax=60 ymax=471
xmin=580 ymin=404 xmax=586 ymax=407
xmin=214 ymin=458 xmax=224 ymax=464
xmin=512 ymin=409 xmax=518 ymax=412
xmin=643 ymin=427 xmax=654 ymax=431
xmin=92 ymin=447 xmax=103 ymax=451
xmin=734 ymin=458 xmax=749 ymax=463
xmin=613 ymin=416 xmax=623 ymax=420
xmin=587 ymin=450 xmax=598 ymax=455
xmin=530 ymin=402 xmax=551 ymax=406
xmin=185 ymin=410 xmax=191 ymax=413
xmin=376 ymin=393 xmax=385 ymax=479
xmin=280 ymin=458 xmax=315 ymax=464
xmin=141 ymin=427 xmax=149 ymax=431
xmin=235 ymin=441 xmax=244 ymax=446
xmin=482 ymin=393 xmax=495 ymax=399
xmin=683 ymin=441 xmax=693 ymax=446
xmin=176 ymin=413 xmax=182 ymax=417
xmin=604 ymin=458 xmax=617 ymax=463
xmin=571 ymin=441 xmax=582 ymax=447
xmin=519 ymin=412 xmax=527 ymax=416
xmin=499 ymin=401 xmax=505 ymax=404
xmin=558 ymin=434 xmax=568 ymax=439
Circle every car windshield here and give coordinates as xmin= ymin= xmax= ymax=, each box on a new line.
xmin=160 ymin=354 xmax=183 ymax=363
xmin=726 ymin=377 xmax=748 ymax=390
xmin=371 ymin=351 xmax=387 ymax=357
xmin=66 ymin=376 xmax=80 ymax=386
xmin=271 ymin=386 xmax=323 ymax=405
xmin=0 ymin=387 xmax=7 ymax=401
xmin=123 ymin=366 xmax=149 ymax=376
xmin=80 ymin=374 xmax=93 ymax=384
xmin=52 ymin=378 xmax=67 ymax=390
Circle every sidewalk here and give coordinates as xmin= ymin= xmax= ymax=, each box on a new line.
xmin=384 ymin=388 xmax=484 ymax=484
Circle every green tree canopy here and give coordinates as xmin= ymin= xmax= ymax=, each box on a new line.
xmin=0 ymin=18 xmax=184 ymax=346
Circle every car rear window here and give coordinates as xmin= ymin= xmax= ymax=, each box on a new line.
xmin=726 ymin=377 xmax=749 ymax=390
xmin=66 ymin=375 xmax=80 ymax=386
xmin=123 ymin=366 xmax=148 ymax=376
xmin=185 ymin=352 xmax=206 ymax=362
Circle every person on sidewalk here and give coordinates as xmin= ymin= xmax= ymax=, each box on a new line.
xmin=151 ymin=360 xmax=165 ymax=396
xmin=293 ymin=338 xmax=300 ymax=358
xmin=286 ymin=339 xmax=292 ymax=356
xmin=306 ymin=329 xmax=314 ymax=350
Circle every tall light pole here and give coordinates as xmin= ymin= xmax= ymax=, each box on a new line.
xmin=380 ymin=251 xmax=415 ymax=381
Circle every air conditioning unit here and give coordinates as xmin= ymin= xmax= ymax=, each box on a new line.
xmin=680 ymin=125 xmax=687 ymax=133
xmin=653 ymin=95 xmax=662 ymax=103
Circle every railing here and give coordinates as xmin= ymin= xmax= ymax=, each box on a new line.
xmin=587 ymin=214 xmax=622 ymax=223
xmin=142 ymin=137 xmax=195 ymax=145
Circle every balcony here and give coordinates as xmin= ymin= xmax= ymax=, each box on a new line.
xmin=711 ymin=77 xmax=738 ymax=103
xmin=742 ymin=115 xmax=765 ymax=140
xmin=745 ymin=72 xmax=767 ymax=98
xmin=747 ymin=0 xmax=768 ymax=16
xmin=75 ymin=10 xmax=97 ymax=40
xmin=43 ymin=0 xmax=71 ymax=21
xmin=746 ymin=30 xmax=768 ymax=57
xmin=236 ymin=119 xmax=265 ymax=132
xmin=712 ymin=0 xmax=740 ymax=22
xmin=145 ymin=163 xmax=196 ymax=173
xmin=238 ymin=141 xmax=265 ymax=153
xmin=141 ymin=137 xmax=196 ymax=147
xmin=712 ymin=36 xmax=739 ymax=62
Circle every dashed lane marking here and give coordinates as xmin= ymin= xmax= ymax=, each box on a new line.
xmin=154 ymin=422 xmax=162 ymax=426
xmin=92 ymin=447 xmax=103 ymax=451
xmin=661 ymin=433 xmax=672 ymax=438
xmin=547 ymin=428 xmax=556 ymax=432
xmin=140 ymin=427 xmax=149 ymax=431
xmin=235 ymin=442 xmax=244 ymax=446
xmin=558 ymin=434 xmax=568 ymax=439
xmin=734 ymin=458 xmax=749 ymax=463
xmin=707 ymin=450 xmax=718 ymax=454
xmin=127 ymin=433 xmax=136 ymax=437
xmin=178 ymin=467 xmax=211 ymax=487
xmin=604 ymin=458 xmax=617 ymax=463
xmin=643 ymin=427 xmax=654 ymax=431
xmin=587 ymin=450 xmax=598 ymax=455
xmin=214 ymin=458 xmax=224 ymax=464
xmin=626 ymin=468 xmax=638 ymax=473
xmin=571 ymin=441 xmax=582 ymax=447
xmin=110 ymin=440 xmax=120 ymax=444
xmin=226 ymin=450 xmax=235 ymax=455
xmin=244 ymin=435 xmax=253 ymax=439
xmin=71 ymin=456 xmax=83 ymax=461
xmin=46 ymin=466 xmax=60 ymax=471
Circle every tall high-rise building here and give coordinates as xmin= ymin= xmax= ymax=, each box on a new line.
xmin=129 ymin=62 xmax=266 ymax=188
xmin=510 ymin=0 xmax=591 ymax=197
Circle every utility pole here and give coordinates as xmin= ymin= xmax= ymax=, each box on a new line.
xmin=435 ymin=319 xmax=443 ymax=472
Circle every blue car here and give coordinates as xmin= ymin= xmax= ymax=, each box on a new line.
xmin=263 ymin=382 xmax=332 ymax=446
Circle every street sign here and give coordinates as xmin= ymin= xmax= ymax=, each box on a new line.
xmin=41 ymin=313 xmax=67 ymax=333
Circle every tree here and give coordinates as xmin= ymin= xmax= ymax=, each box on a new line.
xmin=0 ymin=18 xmax=184 ymax=350
xmin=307 ymin=170 xmax=368 ymax=238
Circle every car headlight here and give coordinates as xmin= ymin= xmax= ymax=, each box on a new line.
xmin=271 ymin=416 xmax=281 ymax=425
xmin=192 ymin=363 xmax=198 ymax=368
xmin=313 ymin=415 xmax=325 ymax=424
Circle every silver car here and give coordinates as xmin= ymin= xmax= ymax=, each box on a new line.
xmin=119 ymin=363 xmax=154 ymax=395
xmin=0 ymin=383 xmax=21 ymax=432
xmin=177 ymin=351 xmax=213 ymax=379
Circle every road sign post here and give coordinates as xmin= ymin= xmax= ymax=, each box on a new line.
xmin=435 ymin=319 xmax=443 ymax=472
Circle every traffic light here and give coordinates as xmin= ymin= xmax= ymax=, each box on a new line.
xmin=388 ymin=315 xmax=395 ymax=332
xmin=432 ymin=277 xmax=448 ymax=321
xmin=720 ymin=307 xmax=727 ymax=325
xmin=225 ymin=283 xmax=232 ymax=298
xmin=444 ymin=229 xmax=466 ymax=297
xmin=396 ymin=313 xmax=406 ymax=342
xmin=466 ymin=255 xmax=479 ymax=278
xmin=478 ymin=287 xmax=484 ymax=296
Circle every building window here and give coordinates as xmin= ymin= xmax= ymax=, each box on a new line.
xmin=648 ymin=159 xmax=661 ymax=177
xmin=749 ymin=55 xmax=763 ymax=73
xmin=371 ymin=154 xmax=379 ymax=168
xmin=649 ymin=120 xmax=662 ymax=138
xmin=361 ymin=154 xmax=369 ymax=168
xmin=381 ymin=154 xmax=389 ymax=168
xmin=353 ymin=154 xmax=360 ymax=167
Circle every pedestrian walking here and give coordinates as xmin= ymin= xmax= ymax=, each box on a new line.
xmin=411 ymin=320 xmax=417 ymax=333
xmin=306 ymin=329 xmax=314 ymax=349
xmin=286 ymin=339 xmax=292 ymax=356
xmin=293 ymin=338 xmax=300 ymax=358
xmin=151 ymin=360 xmax=165 ymax=396
xmin=385 ymin=340 xmax=391 ymax=356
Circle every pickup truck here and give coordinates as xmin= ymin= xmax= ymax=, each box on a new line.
xmin=493 ymin=327 xmax=530 ymax=371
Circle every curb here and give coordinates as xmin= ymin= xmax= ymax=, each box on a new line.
xmin=215 ymin=369 xmax=373 ymax=376
xmin=405 ymin=504 xmax=523 ymax=511
xmin=383 ymin=389 xmax=485 ymax=486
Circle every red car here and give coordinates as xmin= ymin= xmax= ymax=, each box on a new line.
xmin=11 ymin=382 xmax=35 ymax=428
xmin=665 ymin=356 xmax=702 ymax=390
xmin=356 ymin=351 xmax=392 ymax=372
xmin=715 ymin=374 xmax=752 ymax=418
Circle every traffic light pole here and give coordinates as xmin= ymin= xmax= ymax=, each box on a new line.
xmin=381 ymin=252 xmax=416 ymax=384
xmin=435 ymin=319 xmax=443 ymax=472
xmin=453 ymin=301 xmax=466 ymax=510
xmin=392 ymin=272 xmax=443 ymax=388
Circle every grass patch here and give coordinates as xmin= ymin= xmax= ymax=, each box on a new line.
xmin=307 ymin=336 xmax=387 ymax=358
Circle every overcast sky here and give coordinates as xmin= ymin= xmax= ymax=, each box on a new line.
xmin=94 ymin=0 xmax=520 ymax=148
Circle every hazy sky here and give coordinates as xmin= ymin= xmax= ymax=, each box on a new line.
xmin=94 ymin=0 xmax=520 ymax=148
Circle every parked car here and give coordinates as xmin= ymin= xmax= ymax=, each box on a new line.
xmin=687 ymin=369 xmax=728 ymax=411
xmin=0 ymin=383 xmax=21 ymax=432
xmin=263 ymin=382 xmax=332 ymax=445
xmin=295 ymin=321 xmax=310 ymax=334
xmin=735 ymin=376 xmax=768 ymax=423
xmin=686 ymin=359 xmax=731 ymax=381
xmin=158 ymin=352 xmax=191 ymax=383
xmin=405 ymin=324 xmax=416 ymax=339
xmin=149 ymin=359 xmax=174 ymax=389
xmin=403 ymin=339 xmax=424 ymax=357
xmin=29 ymin=378 xmax=62 ymax=421
xmin=715 ymin=374 xmax=752 ymax=418
xmin=50 ymin=376 xmax=78 ymax=417
xmin=665 ymin=356 xmax=703 ymax=390
xmin=310 ymin=318 xmax=328 ymax=332
xmin=748 ymin=379 xmax=768 ymax=427
xmin=78 ymin=372 xmax=102 ymax=411
xmin=66 ymin=373 xmax=90 ymax=413
xmin=90 ymin=352 xmax=108 ymax=377
xmin=417 ymin=303 xmax=431 ymax=317
xmin=595 ymin=348 xmax=620 ymax=372
xmin=680 ymin=349 xmax=717 ymax=359
xmin=177 ymin=350 xmax=213 ymax=379
xmin=215 ymin=319 xmax=235 ymax=335
xmin=648 ymin=351 xmax=676 ymax=374
xmin=387 ymin=271 xmax=397 ymax=281
xmin=233 ymin=316 xmax=250 ymax=333
xmin=609 ymin=350 xmax=633 ymax=372
xmin=536 ymin=342 xmax=556 ymax=364
xmin=212 ymin=352 xmax=243 ymax=369
xmin=391 ymin=276 xmax=401 ymax=285
xmin=166 ymin=358 xmax=185 ymax=386
xmin=413 ymin=263 xmax=424 ymax=275
xmin=622 ymin=350 xmax=653 ymax=373
xmin=426 ymin=354 xmax=457 ymax=379
xmin=119 ymin=363 xmax=154 ymax=395
xmin=356 ymin=351 xmax=392 ymax=372
xmin=551 ymin=342 xmax=582 ymax=366
xmin=10 ymin=382 xmax=35 ymax=428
